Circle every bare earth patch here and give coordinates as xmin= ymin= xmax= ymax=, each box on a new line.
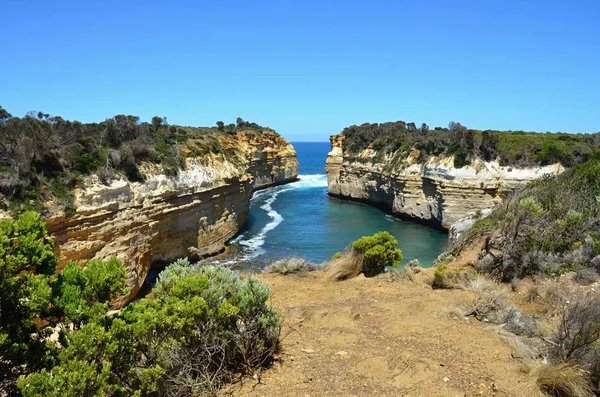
xmin=223 ymin=271 xmax=528 ymax=396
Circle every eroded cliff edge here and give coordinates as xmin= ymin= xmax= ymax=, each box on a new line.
xmin=45 ymin=130 xmax=298 ymax=305
xmin=325 ymin=134 xmax=562 ymax=229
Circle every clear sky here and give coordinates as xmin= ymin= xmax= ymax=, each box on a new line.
xmin=2 ymin=1 xmax=598 ymax=141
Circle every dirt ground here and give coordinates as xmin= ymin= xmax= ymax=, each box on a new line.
xmin=223 ymin=270 xmax=529 ymax=397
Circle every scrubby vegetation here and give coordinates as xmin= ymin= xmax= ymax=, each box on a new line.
xmin=0 ymin=211 xmax=280 ymax=396
xmin=0 ymin=211 xmax=128 ymax=394
xmin=0 ymin=106 xmax=268 ymax=216
xmin=340 ymin=120 xmax=600 ymax=168
xmin=263 ymin=257 xmax=318 ymax=275
xmin=389 ymin=259 xmax=421 ymax=282
xmin=20 ymin=261 xmax=280 ymax=396
xmin=452 ymin=160 xmax=600 ymax=282
xmin=329 ymin=231 xmax=402 ymax=280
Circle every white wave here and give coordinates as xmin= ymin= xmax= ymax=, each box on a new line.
xmin=234 ymin=174 xmax=327 ymax=261
xmin=237 ymin=187 xmax=291 ymax=260
xmin=290 ymin=174 xmax=328 ymax=189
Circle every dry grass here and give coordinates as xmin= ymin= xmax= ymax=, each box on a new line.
xmin=498 ymin=330 xmax=540 ymax=361
xmin=389 ymin=266 xmax=416 ymax=282
xmin=465 ymin=282 xmax=510 ymax=320
xmin=525 ymin=362 xmax=593 ymax=397
xmin=462 ymin=274 xmax=499 ymax=292
xmin=328 ymin=251 xmax=365 ymax=281
xmin=540 ymin=279 xmax=576 ymax=314
xmin=264 ymin=257 xmax=318 ymax=275
xmin=432 ymin=264 xmax=477 ymax=290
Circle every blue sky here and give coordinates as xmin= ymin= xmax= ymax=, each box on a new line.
xmin=2 ymin=1 xmax=598 ymax=141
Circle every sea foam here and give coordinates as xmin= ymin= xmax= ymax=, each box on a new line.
xmin=234 ymin=174 xmax=327 ymax=260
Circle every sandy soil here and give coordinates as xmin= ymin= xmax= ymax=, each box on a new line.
xmin=223 ymin=270 xmax=528 ymax=396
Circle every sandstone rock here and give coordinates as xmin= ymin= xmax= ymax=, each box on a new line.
xmin=45 ymin=130 xmax=298 ymax=306
xmin=326 ymin=134 xmax=563 ymax=229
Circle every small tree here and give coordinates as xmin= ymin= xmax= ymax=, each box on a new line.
xmin=151 ymin=116 xmax=164 ymax=132
xmin=216 ymin=121 xmax=224 ymax=131
xmin=351 ymin=231 xmax=403 ymax=276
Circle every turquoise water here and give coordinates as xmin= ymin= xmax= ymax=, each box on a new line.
xmin=228 ymin=142 xmax=448 ymax=268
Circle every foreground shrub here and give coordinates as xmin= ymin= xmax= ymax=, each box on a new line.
xmin=264 ymin=257 xmax=318 ymax=275
xmin=351 ymin=231 xmax=402 ymax=275
xmin=547 ymin=292 xmax=600 ymax=386
xmin=329 ymin=232 xmax=403 ymax=280
xmin=20 ymin=264 xmax=281 ymax=396
xmin=0 ymin=211 xmax=129 ymax=394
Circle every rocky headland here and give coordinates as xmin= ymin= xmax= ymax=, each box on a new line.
xmin=41 ymin=130 xmax=297 ymax=305
xmin=326 ymin=134 xmax=563 ymax=230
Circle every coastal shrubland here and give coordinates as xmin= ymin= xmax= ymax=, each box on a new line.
xmin=0 ymin=211 xmax=280 ymax=396
xmin=0 ymin=106 xmax=268 ymax=216
xmin=0 ymin=211 xmax=128 ymax=394
xmin=18 ymin=259 xmax=280 ymax=396
xmin=452 ymin=160 xmax=600 ymax=281
xmin=329 ymin=231 xmax=402 ymax=280
xmin=340 ymin=119 xmax=599 ymax=168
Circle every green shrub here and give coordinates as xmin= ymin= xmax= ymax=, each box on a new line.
xmin=352 ymin=231 xmax=403 ymax=275
xmin=0 ymin=211 xmax=127 ymax=394
xmin=20 ymin=263 xmax=281 ymax=396
xmin=52 ymin=258 xmax=128 ymax=327
xmin=74 ymin=152 xmax=99 ymax=174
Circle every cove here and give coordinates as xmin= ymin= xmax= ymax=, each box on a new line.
xmin=227 ymin=142 xmax=448 ymax=268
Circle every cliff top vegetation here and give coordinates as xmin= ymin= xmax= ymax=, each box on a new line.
xmin=450 ymin=159 xmax=600 ymax=281
xmin=339 ymin=120 xmax=600 ymax=169
xmin=0 ymin=106 xmax=274 ymax=216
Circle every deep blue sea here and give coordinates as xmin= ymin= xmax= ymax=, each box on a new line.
xmin=227 ymin=142 xmax=448 ymax=268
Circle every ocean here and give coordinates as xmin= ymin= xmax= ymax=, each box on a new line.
xmin=227 ymin=142 xmax=448 ymax=268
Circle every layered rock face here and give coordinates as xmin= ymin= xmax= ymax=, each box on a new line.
xmin=326 ymin=134 xmax=562 ymax=230
xmin=46 ymin=130 xmax=297 ymax=305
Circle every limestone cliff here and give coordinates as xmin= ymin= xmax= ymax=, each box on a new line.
xmin=326 ymin=134 xmax=562 ymax=229
xmin=45 ymin=130 xmax=298 ymax=305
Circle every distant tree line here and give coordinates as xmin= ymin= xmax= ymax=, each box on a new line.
xmin=215 ymin=117 xmax=267 ymax=134
xmin=341 ymin=120 xmax=600 ymax=168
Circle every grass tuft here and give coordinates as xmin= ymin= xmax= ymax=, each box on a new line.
xmin=328 ymin=250 xmax=365 ymax=281
xmin=263 ymin=257 xmax=318 ymax=275
xmin=526 ymin=362 xmax=593 ymax=397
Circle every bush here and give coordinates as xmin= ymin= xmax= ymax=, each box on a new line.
xmin=351 ymin=231 xmax=402 ymax=276
xmin=432 ymin=263 xmax=475 ymax=289
xmin=329 ymin=232 xmax=403 ymax=280
xmin=52 ymin=258 xmax=128 ymax=327
xmin=547 ymin=292 xmax=600 ymax=386
xmin=264 ymin=257 xmax=318 ymax=275
xmin=574 ymin=267 xmax=599 ymax=285
xmin=20 ymin=263 xmax=281 ymax=396
xmin=0 ymin=211 xmax=127 ymax=394
xmin=462 ymin=160 xmax=600 ymax=280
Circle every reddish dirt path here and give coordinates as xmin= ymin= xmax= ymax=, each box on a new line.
xmin=223 ymin=271 xmax=528 ymax=396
